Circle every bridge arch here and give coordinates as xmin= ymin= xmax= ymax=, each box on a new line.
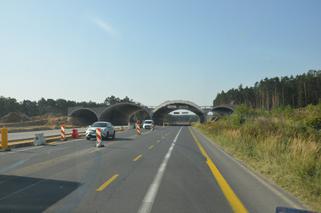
xmin=212 ymin=105 xmax=234 ymax=115
xmin=152 ymin=100 xmax=206 ymax=124
xmin=69 ymin=108 xmax=99 ymax=125
xmin=99 ymin=102 xmax=152 ymax=126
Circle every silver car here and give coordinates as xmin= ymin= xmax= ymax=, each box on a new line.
xmin=85 ymin=121 xmax=116 ymax=140
xmin=143 ymin=120 xmax=154 ymax=129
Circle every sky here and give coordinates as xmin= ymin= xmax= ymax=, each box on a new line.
xmin=0 ymin=0 xmax=321 ymax=106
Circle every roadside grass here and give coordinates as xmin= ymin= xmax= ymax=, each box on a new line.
xmin=195 ymin=104 xmax=321 ymax=212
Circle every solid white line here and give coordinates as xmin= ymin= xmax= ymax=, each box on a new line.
xmin=54 ymin=138 xmax=84 ymax=145
xmin=0 ymin=159 xmax=28 ymax=173
xmin=4 ymin=138 xmax=85 ymax=154
xmin=142 ymin=130 xmax=153 ymax=136
xmin=137 ymin=127 xmax=182 ymax=213
xmin=6 ymin=146 xmax=44 ymax=154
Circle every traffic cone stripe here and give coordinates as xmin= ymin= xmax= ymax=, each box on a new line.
xmin=136 ymin=123 xmax=141 ymax=135
xmin=96 ymin=128 xmax=102 ymax=147
xmin=61 ymin=125 xmax=66 ymax=141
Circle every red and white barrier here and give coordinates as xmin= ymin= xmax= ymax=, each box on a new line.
xmin=96 ymin=128 xmax=103 ymax=147
xmin=72 ymin=128 xmax=79 ymax=139
xmin=60 ymin=125 xmax=66 ymax=141
xmin=135 ymin=123 xmax=141 ymax=135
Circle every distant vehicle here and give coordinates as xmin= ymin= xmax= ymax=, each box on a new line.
xmin=85 ymin=122 xmax=115 ymax=140
xmin=143 ymin=120 xmax=154 ymax=129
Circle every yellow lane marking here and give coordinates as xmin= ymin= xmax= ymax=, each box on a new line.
xmin=189 ymin=128 xmax=248 ymax=213
xmin=96 ymin=174 xmax=119 ymax=192
xmin=133 ymin=154 xmax=143 ymax=161
xmin=148 ymin=145 xmax=155 ymax=150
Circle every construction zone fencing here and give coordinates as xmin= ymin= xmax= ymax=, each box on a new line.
xmin=0 ymin=127 xmax=85 ymax=150
xmin=0 ymin=126 xmax=128 ymax=150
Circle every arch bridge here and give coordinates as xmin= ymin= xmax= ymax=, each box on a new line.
xmin=68 ymin=101 xmax=234 ymax=126
xmin=68 ymin=103 xmax=152 ymax=126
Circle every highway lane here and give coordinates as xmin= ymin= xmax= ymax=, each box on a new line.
xmin=0 ymin=126 xmax=304 ymax=213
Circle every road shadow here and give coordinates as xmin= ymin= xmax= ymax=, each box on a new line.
xmin=0 ymin=175 xmax=80 ymax=213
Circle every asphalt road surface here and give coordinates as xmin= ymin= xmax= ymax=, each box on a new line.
xmin=0 ymin=126 xmax=305 ymax=213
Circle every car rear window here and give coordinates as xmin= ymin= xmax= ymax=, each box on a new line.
xmin=92 ymin=122 xmax=107 ymax=127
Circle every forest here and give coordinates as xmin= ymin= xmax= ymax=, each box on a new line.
xmin=214 ymin=70 xmax=321 ymax=109
xmin=0 ymin=95 xmax=134 ymax=117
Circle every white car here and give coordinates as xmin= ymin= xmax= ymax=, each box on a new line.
xmin=143 ymin=120 xmax=154 ymax=129
xmin=85 ymin=122 xmax=116 ymax=140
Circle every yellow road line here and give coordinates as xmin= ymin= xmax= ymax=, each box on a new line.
xmin=133 ymin=154 xmax=142 ymax=161
xmin=96 ymin=174 xmax=119 ymax=192
xmin=189 ymin=128 xmax=248 ymax=213
xmin=148 ymin=145 xmax=155 ymax=150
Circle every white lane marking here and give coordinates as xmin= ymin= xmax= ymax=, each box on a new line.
xmin=4 ymin=138 xmax=85 ymax=154
xmin=0 ymin=159 xmax=28 ymax=173
xmin=137 ymin=127 xmax=182 ymax=213
xmin=193 ymin=128 xmax=304 ymax=209
xmin=6 ymin=146 xmax=44 ymax=154
xmin=53 ymin=138 xmax=83 ymax=145
xmin=88 ymin=147 xmax=106 ymax=154
xmin=0 ymin=179 xmax=45 ymax=201
xmin=141 ymin=130 xmax=153 ymax=136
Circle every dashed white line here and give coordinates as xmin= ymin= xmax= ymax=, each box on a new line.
xmin=137 ymin=127 xmax=182 ymax=213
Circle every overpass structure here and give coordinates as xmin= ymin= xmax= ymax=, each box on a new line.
xmin=68 ymin=101 xmax=234 ymax=126
xmin=68 ymin=103 xmax=152 ymax=126
xmin=212 ymin=105 xmax=234 ymax=115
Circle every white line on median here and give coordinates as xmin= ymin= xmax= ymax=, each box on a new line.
xmin=4 ymin=138 xmax=87 ymax=154
xmin=137 ymin=127 xmax=183 ymax=213
xmin=6 ymin=146 xmax=44 ymax=154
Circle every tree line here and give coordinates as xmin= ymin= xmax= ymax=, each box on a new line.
xmin=0 ymin=95 xmax=134 ymax=117
xmin=214 ymin=70 xmax=321 ymax=110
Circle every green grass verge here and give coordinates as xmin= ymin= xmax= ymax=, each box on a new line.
xmin=195 ymin=104 xmax=321 ymax=212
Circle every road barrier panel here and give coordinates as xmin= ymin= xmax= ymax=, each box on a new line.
xmin=60 ymin=125 xmax=66 ymax=141
xmin=34 ymin=133 xmax=46 ymax=146
xmin=96 ymin=128 xmax=104 ymax=147
xmin=0 ymin=128 xmax=11 ymax=151
xmin=135 ymin=123 xmax=141 ymax=135
xmin=72 ymin=128 xmax=79 ymax=139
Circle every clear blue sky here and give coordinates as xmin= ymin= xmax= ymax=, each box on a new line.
xmin=1 ymin=0 xmax=320 ymax=106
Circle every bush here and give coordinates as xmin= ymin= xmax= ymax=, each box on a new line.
xmin=307 ymin=117 xmax=321 ymax=131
